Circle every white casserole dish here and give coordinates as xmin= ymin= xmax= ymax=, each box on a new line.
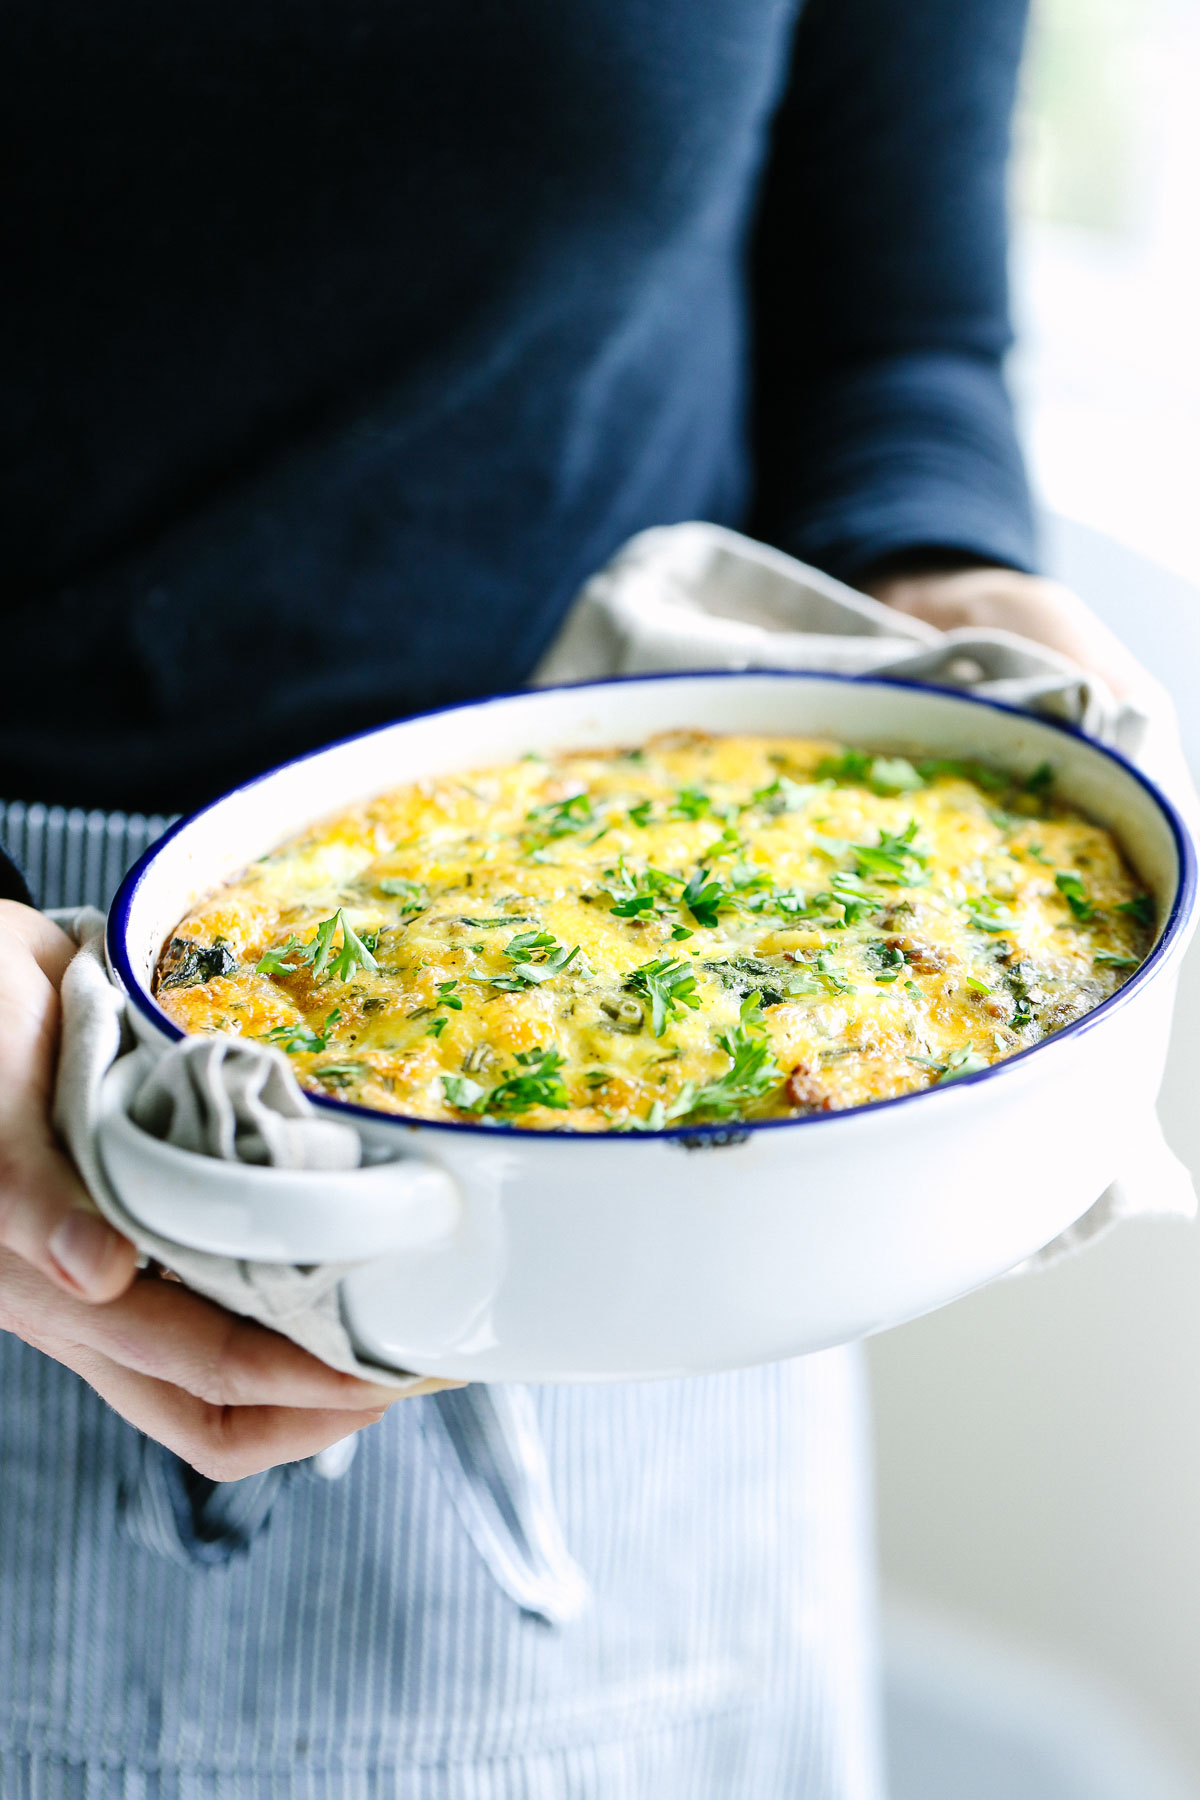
xmin=106 ymin=673 xmax=1197 ymax=1383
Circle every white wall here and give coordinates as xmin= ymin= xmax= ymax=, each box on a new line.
xmin=869 ymin=517 xmax=1200 ymax=1782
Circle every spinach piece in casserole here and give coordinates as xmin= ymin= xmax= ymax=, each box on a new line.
xmin=158 ymin=936 xmax=238 ymax=991
xmin=703 ymin=954 xmax=802 ymax=1008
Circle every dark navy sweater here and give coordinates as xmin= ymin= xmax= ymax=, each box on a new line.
xmin=0 ymin=0 xmax=1034 ymax=813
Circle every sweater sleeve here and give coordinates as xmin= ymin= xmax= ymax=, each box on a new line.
xmin=748 ymin=0 xmax=1037 ymax=583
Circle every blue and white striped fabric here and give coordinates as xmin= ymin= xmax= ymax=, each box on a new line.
xmin=0 ymin=806 xmax=885 ymax=1799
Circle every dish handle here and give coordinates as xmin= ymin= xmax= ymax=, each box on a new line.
xmin=95 ymin=1055 xmax=461 ymax=1265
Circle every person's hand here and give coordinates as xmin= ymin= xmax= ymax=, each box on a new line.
xmin=0 ymin=899 xmax=451 ymax=1481
xmin=864 ymin=563 xmax=1150 ymax=701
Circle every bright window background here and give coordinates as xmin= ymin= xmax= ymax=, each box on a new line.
xmin=1011 ymin=0 xmax=1200 ymax=586
xmin=871 ymin=5 xmax=1200 ymax=1793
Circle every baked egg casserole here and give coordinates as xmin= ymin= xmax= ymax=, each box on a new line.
xmin=154 ymin=734 xmax=1154 ymax=1131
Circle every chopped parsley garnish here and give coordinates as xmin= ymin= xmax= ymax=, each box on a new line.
xmin=966 ymin=977 xmax=993 ymax=995
xmin=937 ymin=1044 xmax=991 ymax=1083
xmin=1054 ymin=871 xmax=1094 ymax=921
xmin=375 ymin=878 xmax=427 ymax=914
xmin=624 ymin=956 xmax=702 ymax=1036
xmin=627 ymin=799 xmax=654 ymax=828
xmin=816 ymin=749 xmax=925 ymax=796
xmin=1024 ymin=761 xmax=1055 ymax=796
xmin=1094 ymin=950 xmax=1140 ymax=968
xmin=255 ymin=910 xmax=379 ymax=983
xmin=815 ymin=950 xmax=856 ymax=995
xmin=670 ymin=785 xmax=713 ymax=820
xmin=851 ymin=820 xmax=928 ymax=887
xmin=262 ymin=1008 xmax=343 ymax=1054
xmin=443 ymin=1047 xmax=570 ymax=1117
xmin=681 ymin=867 xmax=729 ymax=929
xmin=867 ymin=941 xmax=906 ymax=983
xmin=747 ymin=776 xmax=813 ymax=815
xmin=964 ymin=896 xmax=1016 ymax=934
xmin=816 ymin=748 xmax=874 ymax=784
xmin=824 ymin=869 xmax=879 ymax=925
xmin=1004 ymin=961 xmax=1043 ymax=1030
xmin=1118 ymin=893 xmax=1155 ymax=928
xmin=524 ymin=791 xmax=593 ymax=848
xmin=602 ymin=859 xmax=683 ymax=919
xmin=313 ymin=1060 xmax=369 ymax=1089
xmin=425 ymin=979 xmax=463 ymax=1029
xmin=665 ymin=995 xmax=783 ymax=1123
xmin=865 ymin=756 xmax=924 ymax=795
xmin=479 ymin=929 xmax=582 ymax=989
xmin=916 ymin=757 xmax=1011 ymax=793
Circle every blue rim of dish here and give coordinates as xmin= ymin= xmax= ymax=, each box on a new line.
xmin=107 ymin=669 xmax=1198 ymax=1143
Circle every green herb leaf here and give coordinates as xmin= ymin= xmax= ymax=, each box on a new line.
xmin=522 ymin=791 xmax=594 ymax=851
xmin=666 ymin=999 xmax=782 ymax=1122
xmin=327 ymin=913 xmax=381 ymax=982
xmin=964 ymin=896 xmax=1016 ymax=934
xmin=480 ymin=1047 xmax=570 ymax=1116
xmin=624 ymin=957 xmax=702 ymax=1036
xmin=937 ymin=1045 xmax=991 ymax=1083
xmin=601 ymin=858 xmax=683 ymax=919
xmin=867 ymin=756 xmax=924 ymax=795
xmin=1054 ymin=871 xmax=1094 ymax=921
xmin=681 ymin=867 xmax=728 ymax=929
xmin=376 ymin=878 xmax=428 ymax=914
xmin=262 ymin=1008 xmax=343 ymax=1054
xmin=312 ymin=1060 xmax=368 ymax=1089
xmin=255 ymin=935 xmax=305 ymax=976
xmin=816 ymin=748 xmax=874 ymax=784
xmin=1117 ymin=893 xmax=1155 ymax=929
xmin=1095 ymin=950 xmax=1140 ymax=968
xmin=1024 ymin=761 xmax=1055 ymax=796
xmin=815 ymin=950 xmax=856 ymax=995
xmin=916 ymin=757 xmax=1011 ymax=794
xmin=747 ymin=776 xmax=813 ymax=816
xmin=670 ymin=786 xmax=713 ymax=821
xmin=255 ymin=910 xmax=378 ymax=982
xmin=442 ymin=1073 xmax=487 ymax=1113
xmin=851 ymin=820 xmax=928 ymax=887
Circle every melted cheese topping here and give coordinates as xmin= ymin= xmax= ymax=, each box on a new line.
xmin=155 ymin=734 xmax=1153 ymax=1131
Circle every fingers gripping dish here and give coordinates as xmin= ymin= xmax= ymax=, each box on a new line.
xmin=154 ymin=733 xmax=1152 ymax=1132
